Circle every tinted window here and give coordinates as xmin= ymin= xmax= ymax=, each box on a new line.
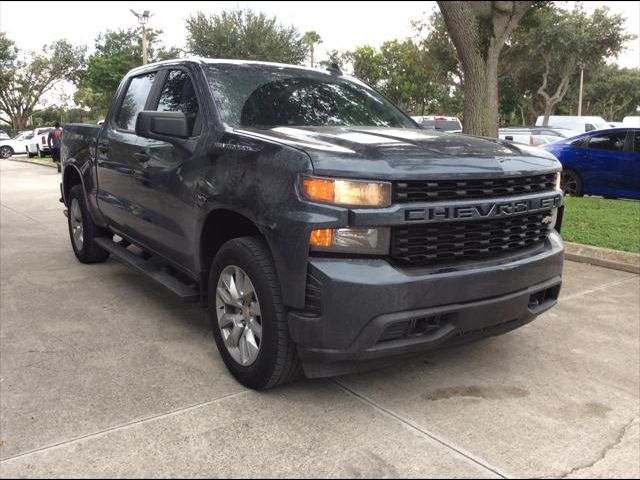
xmin=635 ymin=132 xmax=640 ymax=152
xmin=116 ymin=72 xmax=156 ymax=131
xmin=157 ymin=70 xmax=200 ymax=136
xmin=205 ymin=64 xmax=413 ymax=129
xmin=587 ymin=132 xmax=626 ymax=152
xmin=570 ymin=138 xmax=587 ymax=147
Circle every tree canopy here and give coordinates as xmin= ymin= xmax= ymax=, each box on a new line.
xmin=185 ymin=9 xmax=307 ymax=64
xmin=75 ymin=28 xmax=179 ymax=116
xmin=0 ymin=35 xmax=86 ymax=130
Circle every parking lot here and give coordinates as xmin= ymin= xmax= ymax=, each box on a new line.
xmin=0 ymin=159 xmax=638 ymax=478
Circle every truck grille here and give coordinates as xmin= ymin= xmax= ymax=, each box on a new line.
xmin=391 ymin=211 xmax=552 ymax=265
xmin=393 ymin=173 xmax=557 ymax=202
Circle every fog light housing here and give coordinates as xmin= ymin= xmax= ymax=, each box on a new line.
xmin=309 ymin=227 xmax=390 ymax=254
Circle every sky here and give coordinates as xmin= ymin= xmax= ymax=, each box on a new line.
xmin=1 ymin=0 xmax=638 ymax=67
xmin=0 ymin=1 xmax=638 ymax=107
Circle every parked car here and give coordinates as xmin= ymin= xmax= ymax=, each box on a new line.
xmin=26 ymin=127 xmax=54 ymax=158
xmin=0 ymin=130 xmax=10 ymax=140
xmin=544 ymin=128 xmax=640 ymax=199
xmin=411 ymin=115 xmax=462 ymax=133
xmin=499 ymin=126 xmax=577 ymax=146
xmin=535 ymin=115 xmax=610 ymax=133
xmin=0 ymin=130 xmax=34 ymax=158
xmin=61 ymin=59 xmax=564 ymax=389
xmin=623 ymin=116 xmax=640 ymax=127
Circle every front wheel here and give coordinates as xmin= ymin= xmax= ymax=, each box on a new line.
xmin=208 ymin=237 xmax=301 ymax=390
xmin=37 ymin=145 xmax=45 ymax=158
xmin=0 ymin=146 xmax=13 ymax=159
xmin=26 ymin=147 xmax=35 ymax=158
xmin=560 ymin=169 xmax=583 ymax=197
xmin=67 ymin=185 xmax=110 ymax=263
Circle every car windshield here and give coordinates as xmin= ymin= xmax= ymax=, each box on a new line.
xmin=204 ymin=64 xmax=414 ymax=129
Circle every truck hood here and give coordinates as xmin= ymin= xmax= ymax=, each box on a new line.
xmin=237 ymin=126 xmax=560 ymax=180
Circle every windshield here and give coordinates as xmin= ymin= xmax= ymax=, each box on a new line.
xmin=205 ymin=64 xmax=414 ymax=129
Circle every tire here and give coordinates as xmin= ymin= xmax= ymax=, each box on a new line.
xmin=37 ymin=145 xmax=45 ymax=158
xmin=0 ymin=146 xmax=13 ymax=159
xmin=67 ymin=185 xmax=110 ymax=263
xmin=208 ymin=237 xmax=302 ymax=390
xmin=26 ymin=147 xmax=35 ymax=158
xmin=560 ymin=169 xmax=583 ymax=197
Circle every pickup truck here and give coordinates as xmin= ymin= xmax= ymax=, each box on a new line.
xmin=61 ymin=59 xmax=564 ymax=389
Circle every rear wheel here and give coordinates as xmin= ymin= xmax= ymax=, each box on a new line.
xmin=67 ymin=185 xmax=110 ymax=263
xmin=0 ymin=146 xmax=13 ymax=159
xmin=560 ymin=169 xmax=583 ymax=196
xmin=208 ymin=237 xmax=301 ymax=389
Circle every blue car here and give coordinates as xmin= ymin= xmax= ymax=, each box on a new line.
xmin=543 ymin=128 xmax=640 ymax=199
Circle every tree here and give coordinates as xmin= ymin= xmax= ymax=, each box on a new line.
xmin=559 ymin=65 xmax=640 ymax=121
xmin=0 ymin=36 xmax=85 ymax=130
xmin=185 ymin=9 xmax=307 ymax=65
xmin=75 ymin=28 xmax=179 ymax=116
xmin=350 ymin=40 xmax=439 ymax=115
xmin=302 ymin=31 xmax=322 ymax=68
xmin=507 ymin=5 xmax=633 ymax=125
xmin=436 ymin=1 xmax=534 ymax=136
xmin=318 ymin=49 xmax=347 ymax=69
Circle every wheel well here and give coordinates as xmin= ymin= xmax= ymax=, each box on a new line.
xmin=63 ymin=167 xmax=82 ymax=205
xmin=199 ymin=209 xmax=262 ymax=281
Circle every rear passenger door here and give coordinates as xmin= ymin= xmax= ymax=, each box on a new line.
xmin=97 ymin=71 xmax=158 ymax=237
xmin=127 ymin=68 xmax=203 ymax=268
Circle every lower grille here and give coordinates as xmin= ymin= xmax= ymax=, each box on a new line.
xmin=305 ymin=271 xmax=322 ymax=315
xmin=391 ymin=211 xmax=552 ymax=265
xmin=378 ymin=315 xmax=448 ymax=343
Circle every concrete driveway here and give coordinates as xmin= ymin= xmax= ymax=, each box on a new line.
xmin=1 ymin=159 xmax=638 ymax=478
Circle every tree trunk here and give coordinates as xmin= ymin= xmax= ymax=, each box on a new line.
xmin=541 ymin=101 xmax=555 ymax=126
xmin=437 ymin=1 xmax=533 ymax=137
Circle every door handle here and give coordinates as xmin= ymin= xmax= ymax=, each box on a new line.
xmin=97 ymin=143 xmax=109 ymax=153
xmin=133 ymin=151 xmax=150 ymax=163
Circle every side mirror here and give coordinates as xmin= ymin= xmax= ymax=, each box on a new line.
xmin=135 ymin=111 xmax=189 ymax=142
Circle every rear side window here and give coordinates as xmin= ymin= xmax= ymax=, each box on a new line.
xmin=156 ymin=70 xmax=201 ymax=136
xmin=587 ymin=132 xmax=626 ymax=152
xmin=116 ymin=72 xmax=156 ymax=131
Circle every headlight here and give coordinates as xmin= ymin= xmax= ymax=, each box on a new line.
xmin=301 ymin=176 xmax=391 ymax=208
xmin=309 ymin=227 xmax=390 ymax=254
xmin=555 ymin=171 xmax=562 ymax=191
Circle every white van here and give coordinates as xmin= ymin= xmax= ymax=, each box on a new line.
xmin=622 ymin=116 xmax=640 ymax=127
xmin=535 ymin=115 xmax=609 ymax=133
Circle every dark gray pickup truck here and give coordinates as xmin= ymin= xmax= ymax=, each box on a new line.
xmin=61 ymin=59 xmax=564 ymax=389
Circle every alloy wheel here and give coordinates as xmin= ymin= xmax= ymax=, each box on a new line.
xmin=215 ymin=265 xmax=263 ymax=366
xmin=69 ymin=198 xmax=84 ymax=251
xmin=560 ymin=171 xmax=579 ymax=196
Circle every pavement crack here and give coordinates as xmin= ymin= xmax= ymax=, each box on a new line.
xmin=557 ymin=417 xmax=638 ymax=479
xmin=332 ymin=379 xmax=510 ymax=479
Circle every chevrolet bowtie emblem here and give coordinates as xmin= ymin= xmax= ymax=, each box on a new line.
xmin=542 ymin=215 xmax=553 ymax=225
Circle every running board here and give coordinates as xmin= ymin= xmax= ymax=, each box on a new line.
xmin=95 ymin=237 xmax=200 ymax=303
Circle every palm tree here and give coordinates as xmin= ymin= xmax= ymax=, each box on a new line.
xmin=302 ymin=31 xmax=322 ymax=68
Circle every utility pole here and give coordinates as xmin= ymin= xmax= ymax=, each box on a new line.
xmin=130 ymin=9 xmax=153 ymax=65
xmin=577 ymin=62 xmax=585 ymax=117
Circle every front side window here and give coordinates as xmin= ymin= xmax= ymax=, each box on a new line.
xmin=116 ymin=72 xmax=156 ymax=131
xmin=587 ymin=132 xmax=626 ymax=152
xmin=634 ymin=132 xmax=640 ymax=152
xmin=157 ymin=70 xmax=200 ymax=136
xmin=205 ymin=64 xmax=413 ymax=129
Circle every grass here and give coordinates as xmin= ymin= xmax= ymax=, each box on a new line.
xmin=562 ymin=196 xmax=640 ymax=253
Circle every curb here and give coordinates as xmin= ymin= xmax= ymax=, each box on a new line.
xmin=564 ymin=241 xmax=640 ymax=274
xmin=6 ymin=156 xmax=57 ymax=169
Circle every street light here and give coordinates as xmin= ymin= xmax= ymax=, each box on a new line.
xmin=577 ymin=62 xmax=585 ymax=117
xmin=130 ymin=9 xmax=153 ymax=65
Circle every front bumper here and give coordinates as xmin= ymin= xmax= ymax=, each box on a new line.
xmin=289 ymin=231 xmax=564 ymax=377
